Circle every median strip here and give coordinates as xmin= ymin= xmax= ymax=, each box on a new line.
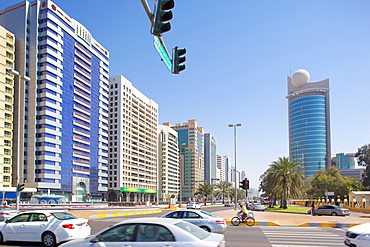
xmin=85 ymin=209 xmax=162 ymax=219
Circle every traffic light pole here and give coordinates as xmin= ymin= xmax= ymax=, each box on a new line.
xmin=140 ymin=0 xmax=154 ymax=23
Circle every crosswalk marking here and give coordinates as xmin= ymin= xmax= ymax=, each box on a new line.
xmin=261 ymin=227 xmax=344 ymax=247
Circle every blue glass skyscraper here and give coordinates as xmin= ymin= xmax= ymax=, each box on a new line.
xmin=0 ymin=0 xmax=109 ymax=201
xmin=286 ymin=69 xmax=331 ymax=177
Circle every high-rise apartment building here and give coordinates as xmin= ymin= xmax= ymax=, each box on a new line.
xmin=158 ymin=124 xmax=180 ymax=202
xmin=107 ymin=75 xmax=158 ymax=203
xmin=0 ymin=0 xmax=109 ymax=201
xmin=216 ymin=155 xmax=227 ymax=181
xmin=168 ymin=119 xmax=204 ymax=201
xmin=204 ymin=133 xmax=217 ymax=184
xmin=286 ymin=69 xmax=331 ymax=177
xmin=0 ymin=26 xmax=15 ymax=187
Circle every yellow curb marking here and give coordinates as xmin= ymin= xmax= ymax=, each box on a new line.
xmin=296 ymin=223 xmax=308 ymax=227
xmin=320 ymin=223 xmax=336 ymax=227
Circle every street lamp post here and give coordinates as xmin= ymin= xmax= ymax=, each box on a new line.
xmin=7 ymin=69 xmax=30 ymax=212
xmin=228 ymin=123 xmax=241 ymax=210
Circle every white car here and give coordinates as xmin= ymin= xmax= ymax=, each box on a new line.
xmin=345 ymin=222 xmax=370 ymax=247
xmin=0 ymin=206 xmax=18 ymax=221
xmin=0 ymin=210 xmax=91 ymax=247
xmin=60 ymin=217 xmax=225 ymax=247
xmin=249 ymin=203 xmax=265 ymax=211
xmin=187 ymin=202 xmax=201 ymax=209
xmin=161 ymin=209 xmax=227 ymax=233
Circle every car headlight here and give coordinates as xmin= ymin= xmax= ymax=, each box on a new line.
xmin=358 ymin=234 xmax=370 ymax=241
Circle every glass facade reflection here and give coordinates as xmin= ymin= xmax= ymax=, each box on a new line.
xmin=287 ymin=76 xmax=331 ymax=177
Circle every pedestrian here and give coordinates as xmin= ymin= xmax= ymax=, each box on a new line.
xmin=311 ymin=202 xmax=316 ymax=216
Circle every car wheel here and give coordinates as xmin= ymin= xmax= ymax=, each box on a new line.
xmin=200 ymin=226 xmax=211 ymax=232
xmin=0 ymin=232 xmax=3 ymax=244
xmin=42 ymin=232 xmax=57 ymax=247
xmin=331 ymin=212 xmax=337 ymax=216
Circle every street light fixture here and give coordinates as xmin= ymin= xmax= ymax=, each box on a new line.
xmin=228 ymin=123 xmax=241 ymax=210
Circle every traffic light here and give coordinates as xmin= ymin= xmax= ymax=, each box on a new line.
xmin=239 ymin=180 xmax=245 ymax=189
xmin=245 ymin=180 xmax=250 ymax=190
xmin=152 ymin=0 xmax=174 ymax=36
xmin=17 ymin=183 xmax=25 ymax=192
xmin=172 ymin=46 xmax=186 ymax=74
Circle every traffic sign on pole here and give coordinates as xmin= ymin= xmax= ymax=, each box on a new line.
xmin=154 ymin=36 xmax=172 ymax=72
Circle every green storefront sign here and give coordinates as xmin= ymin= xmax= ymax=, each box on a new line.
xmin=120 ymin=187 xmax=157 ymax=193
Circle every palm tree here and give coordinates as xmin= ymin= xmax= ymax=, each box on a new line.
xmin=195 ymin=183 xmax=214 ymax=205
xmin=269 ymin=157 xmax=304 ymax=209
xmin=215 ymin=181 xmax=233 ymax=204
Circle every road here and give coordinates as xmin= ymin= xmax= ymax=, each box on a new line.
xmin=0 ymin=206 xmax=350 ymax=247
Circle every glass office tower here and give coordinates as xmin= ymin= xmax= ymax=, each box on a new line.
xmin=168 ymin=120 xmax=204 ymax=202
xmin=0 ymin=0 xmax=109 ymax=201
xmin=286 ymin=69 xmax=331 ymax=177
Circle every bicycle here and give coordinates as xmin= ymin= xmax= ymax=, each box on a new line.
xmin=231 ymin=213 xmax=255 ymax=226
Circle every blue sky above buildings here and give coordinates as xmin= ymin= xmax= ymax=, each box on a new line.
xmin=1 ymin=0 xmax=369 ymax=189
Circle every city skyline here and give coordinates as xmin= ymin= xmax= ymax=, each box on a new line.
xmin=1 ymin=0 xmax=369 ymax=189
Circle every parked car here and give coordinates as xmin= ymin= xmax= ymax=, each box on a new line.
xmin=314 ymin=205 xmax=350 ymax=216
xmin=0 ymin=210 xmax=91 ymax=247
xmin=161 ymin=209 xmax=227 ymax=233
xmin=224 ymin=202 xmax=232 ymax=207
xmin=187 ymin=202 xmax=201 ymax=209
xmin=249 ymin=203 xmax=265 ymax=211
xmin=0 ymin=206 xmax=17 ymax=221
xmin=345 ymin=222 xmax=370 ymax=247
xmin=60 ymin=217 xmax=225 ymax=247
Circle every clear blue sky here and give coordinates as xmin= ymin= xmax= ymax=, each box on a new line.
xmin=2 ymin=0 xmax=370 ymax=190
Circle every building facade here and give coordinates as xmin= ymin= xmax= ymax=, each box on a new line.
xmin=286 ymin=69 xmax=331 ymax=177
xmin=216 ymin=155 xmax=227 ymax=182
xmin=0 ymin=0 xmax=109 ymax=201
xmin=335 ymin=153 xmax=356 ymax=170
xmin=169 ymin=119 xmax=204 ymax=202
xmin=158 ymin=124 xmax=180 ymax=202
xmin=204 ymin=133 xmax=218 ymax=184
xmin=107 ymin=75 xmax=158 ymax=203
xmin=0 ymin=25 xmax=15 ymax=187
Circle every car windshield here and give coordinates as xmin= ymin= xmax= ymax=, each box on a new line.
xmin=254 ymin=203 xmax=262 ymax=206
xmin=51 ymin=212 xmax=79 ymax=220
xmin=175 ymin=222 xmax=210 ymax=240
xmin=199 ymin=211 xmax=217 ymax=217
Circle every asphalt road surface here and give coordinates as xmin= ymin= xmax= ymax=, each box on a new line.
xmin=0 ymin=206 xmax=349 ymax=247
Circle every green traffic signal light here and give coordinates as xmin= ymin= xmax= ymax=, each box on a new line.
xmin=152 ymin=0 xmax=175 ymax=36
xmin=172 ymin=46 xmax=186 ymax=74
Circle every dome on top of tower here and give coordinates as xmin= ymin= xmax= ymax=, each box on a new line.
xmin=292 ymin=69 xmax=310 ymax=88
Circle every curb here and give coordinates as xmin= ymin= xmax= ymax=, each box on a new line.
xmin=77 ymin=209 xmax=162 ymax=219
xmin=225 ymin=220 xmax=280 ymax=226
xmin=266 ymin=210 xmax=307 ymax=215
xmin=296 ymin=222 xmax=361 ymax=228
xmin=226 ymin=220 xmax=361 ymax=228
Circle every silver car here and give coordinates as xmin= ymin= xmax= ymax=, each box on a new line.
xmin=314 ymin=205 xmax=350 ymax=216
xmin=161 ymin=209 xmax=227 ymax=233
xmin=0 ymin=206 xmax=17 ymax=221
xmin=249 ymin=203 xmax=265 ymax=211
xmin=60 ymin=217 xmax=225 ymax=247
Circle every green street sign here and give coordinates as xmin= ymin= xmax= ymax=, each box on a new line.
xmin=154 ymin=36 xmax=172 ymax=72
